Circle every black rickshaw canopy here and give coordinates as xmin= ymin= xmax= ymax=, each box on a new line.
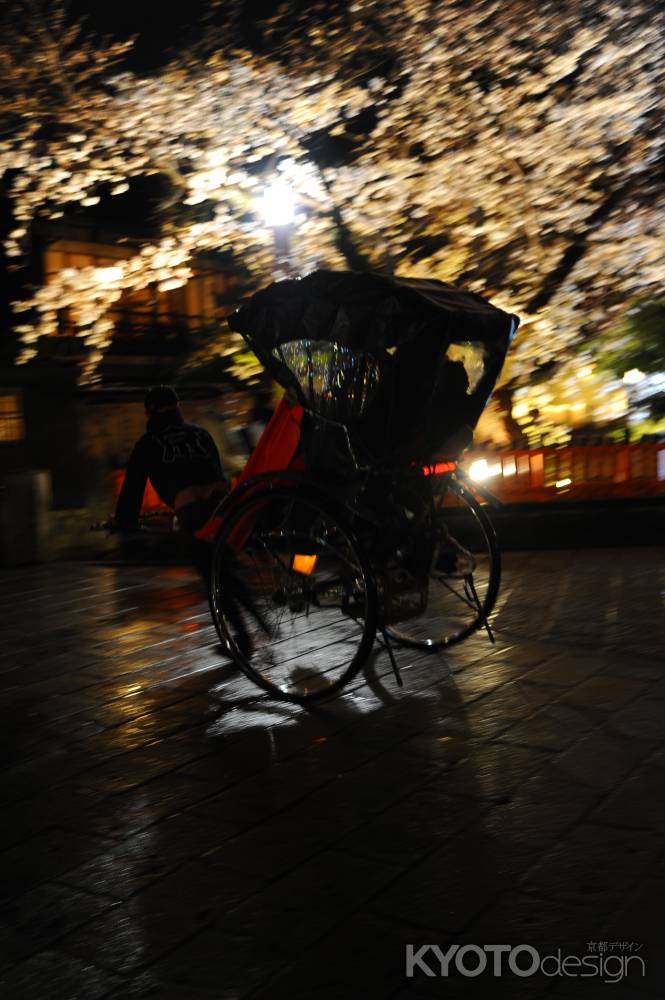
xmin=229 ymin=269 xmax=519 ymax=463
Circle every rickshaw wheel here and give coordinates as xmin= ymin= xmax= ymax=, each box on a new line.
xmin=386 ymin=477 xmax=501 ymax=649
xmin=208 ymin=484 xmax=377 ymax=703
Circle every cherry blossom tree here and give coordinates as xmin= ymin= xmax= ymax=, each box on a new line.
xmin=1 ymin=0 xmax=663 ymax=408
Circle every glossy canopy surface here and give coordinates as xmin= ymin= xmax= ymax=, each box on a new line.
xmin=229 ymin=270 xmax=519 ymax=461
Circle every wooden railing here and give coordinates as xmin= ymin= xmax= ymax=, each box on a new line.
xmin=460 ymin=442 xmax=665 ymax=502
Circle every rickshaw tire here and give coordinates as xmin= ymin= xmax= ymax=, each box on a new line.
xmin=387 ymin=476 xmax=501 ymax=649
xmin=208 ymin=483 xmax=379 ymax=704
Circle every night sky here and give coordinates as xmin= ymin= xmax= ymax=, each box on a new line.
xmin=67 ymin=0 xmax=289 ymax=69
xmin=68 ymin=0 xmax=211 ymax=69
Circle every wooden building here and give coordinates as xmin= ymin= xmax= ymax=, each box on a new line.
xmin=0 ymin=216 xmax=253 ymax=560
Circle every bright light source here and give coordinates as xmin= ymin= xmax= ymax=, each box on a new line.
xmin=555 ymin=478 xmax=572 ymax=488
xmin=94 ymin=266 xmax=123 ymax=283
xmin=622 ymin=368 xmax=645 ymax=385
xmin=502 ymin=458 xmax=516 ymax=476
xmin=468 ymin=459 xmax=502 ymax=481
xmin=469 ymin=459 xmax=489 ymax=481
xmin=512 ymin=402 xmax=529 ymax=419
xmin=261 ymin=180 xmax=296 ymax=227
xmin=577 ymin=365 xmax=594 ymax=379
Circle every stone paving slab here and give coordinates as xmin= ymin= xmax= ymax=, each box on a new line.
xmin=0 ymin=548 xmax=664 ymax=999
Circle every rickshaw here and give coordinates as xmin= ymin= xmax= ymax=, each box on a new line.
xmin=206 ymin=270 xmax=519 ymax=703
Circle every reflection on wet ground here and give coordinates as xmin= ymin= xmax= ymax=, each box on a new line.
xmin=0 ymin=549 xmax=664 ymax=998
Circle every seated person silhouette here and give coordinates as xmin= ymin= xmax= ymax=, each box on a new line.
xmin=358 ymin=334 xmax=473 ymax=463
xmin=115 ymin=385 xmax=229 ymax=538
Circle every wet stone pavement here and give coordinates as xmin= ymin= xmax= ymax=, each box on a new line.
xmin=0 ymin=548 xmax=664 ymax=1000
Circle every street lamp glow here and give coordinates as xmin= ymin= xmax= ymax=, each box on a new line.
xmin=622 ymin=368 xmax=645 ymax=385
xmin=469 ymin=460 xmax=489 ymax=481
xmin=469 ymin=459 xmax=502 ymax=481
xmin=261 ymin=180 xmax=296 ymax=227
xmin=94 ymin=266 xmax=123 ymax=284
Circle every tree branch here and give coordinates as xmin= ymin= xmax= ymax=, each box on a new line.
xmin=313 ymin=163 xmax=374 ymax=272
xmin=525 ymin=178 xmax=635 ymax=314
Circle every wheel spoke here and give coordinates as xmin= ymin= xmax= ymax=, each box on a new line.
xmin=386 ymin=477 xmax=500 ymax=649
xmin=209 ymin=488 xmax=376 ymax=702
xmin=433 ymin=573 xmax=481 ymax=611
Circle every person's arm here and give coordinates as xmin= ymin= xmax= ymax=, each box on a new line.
xmin=202 ymin=427 xmax=228 ymax=482
xmin=115 ymin=439 xmax=149 ymax=529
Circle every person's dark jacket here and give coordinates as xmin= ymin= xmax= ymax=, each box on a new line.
xmin=115 ymin=411 xmax=226 ymax=529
